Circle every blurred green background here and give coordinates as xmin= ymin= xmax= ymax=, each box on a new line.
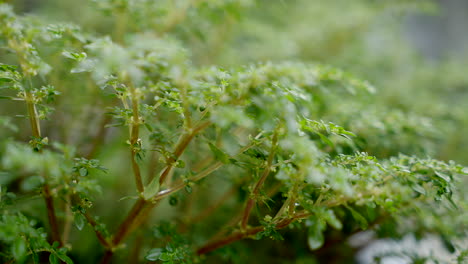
xmin=1 ymin=0 xmax=467 ymax=263
xmin=5 ymin=0 xmax=467 ymax=164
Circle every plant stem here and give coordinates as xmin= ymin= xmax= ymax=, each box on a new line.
xmin=26 ymin=100 xmax=41 ymax=138
xmin=153 ymin=139 xmax=258 ymax=202
xmin=274 ymin=184 xmax=301 ymax=220
xmin=83 ymin=211 xmax=112 ymax=249
xmin=159 ymin=121 xmax=211 ymax=185
xmin=197 ymin=213 xmax=307 ymax=255
xmin=100 ymin=250 xmax=114 ymax=264
xmin=241 ymin=130 xmax=279 ymax=229
xmin=178 ymin=80 xmax=192 ymax=129
xmin=129 ymin=88 xmax=144 ymax=193
xmin=69 ymin=193 xmax=111 ymax=248
xmin=101 ymin=122 xmax=256 ymax=263
xmin=154 ymin=162 xmax=223 ymax=201
xmin=26 ymin=96 xmax=62 ymax=246
xmin=100 ymin=198 xmax=149 ymax=264
xmin=43 ymin=184 xmax=61 ymax=245
xmin=112 ymin=198 xmax=148 ymax=246
xmin=62 ymin=194 xmax=72 ymax=244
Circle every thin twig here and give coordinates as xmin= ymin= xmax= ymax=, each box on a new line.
xmin=62 ymin=193 xmax=72 ymax=244
xmin=159 ymin=121 xmax=212 ymax=185
xmin=241 ymin=130 xmax=279 ymax=229
xmin=26 ymin=97 xmax=62 ymax=246
xmin=43 ymin=184 xmax=61 ymax=245
xmin=197 ymin=212 xmax=308 ymax=255
xmin=129 ymin=87 xmax=144 ymax=193
xmin=82 ymin=211 xmax=112 ymax=249
xmin=68 ymin=194 xmax=112 ymax=249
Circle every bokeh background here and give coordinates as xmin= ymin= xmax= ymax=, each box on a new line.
xmin=1 ymin=0 xmax=467 ymax=263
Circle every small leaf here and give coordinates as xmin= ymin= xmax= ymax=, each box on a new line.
xmin=159 ymin=252 xmax=172 ymax=261
xmin=412 ymin=184 xmax=426 ymax=195
xmin=0 ymin=64 xmax=18 ymax=72
xmin=345 ymin=205 xmax=368 ymax=229
xmin=307 ymin=230 xmax=324 ymax=250
xmin=306 ymin=217 xmax=326 ymax=250
xmin=74 ymin=213 xmax=86 ymax=231
xmin=52 ymin=241 xmax=60 ymax=249
xmin=62 ymin=51 xmax=87 ymax=62
xmin=32 ymin=251 xmax=39 ymax=264
xmin=169 ymin=196 xmax=178 ymax=206
xmin=12 ymin=238 xmax=27 ymax=260
xmin=146 ymin=248 xmax=163 ymax=261
xmin=323 ymin=209 xmax=342 ymax=230
xmin=208 ymin=142 xmax=231 ymax=164
xmin=175 ymin=159 xmax=185 ymax=168
xmin=79 ymin=167 xmax=88 ymax=177
xmin=317 ymin=132 xmax=334 ymax=147
xmin=49 ymin=253 xmax=59 ymax=264
xmin=57 ymin=253 xmax=74 ymax=264
xmin=434 ymin=171 xmax=450 ymax=182
xmin=142 ymin=177 xmax=160 ymax=200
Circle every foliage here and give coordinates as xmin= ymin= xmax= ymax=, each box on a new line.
xmin=0 ymin=0 xmax=467 ymax=263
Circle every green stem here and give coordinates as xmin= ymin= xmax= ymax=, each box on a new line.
xmin=26 ymin=94 xmax=62 ymax=246
xmin=26 ymin=99 xmax=40 ymax=138
xmin=129 ymin=87 xmax=144 ymax=193
xmin=82 ymin=211 xmax=112 ymax=249
xmin=241 ymin=130 xmax=279 ymax=229
xmin=197 ymin=212 xmax=306 ymax=255
xmin=159 ymin=121 xmax=211 ymax=185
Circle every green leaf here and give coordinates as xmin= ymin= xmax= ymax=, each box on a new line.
xmin=142 ymin=177 xmax=160 ymax=200
xmin=307 ymin=218 xmax=326 ymax=250
xmin=317 ymin=132 xmax=334 ymax=147
xmin=175 ymin=159 xmax=185 ymax=168
xmin=57 ymin=253 xmax=74 ymax=264
xmin=62 ymin=51 xmax=87 ymax=62
xmin=434 ymin=171 xmax=450 ymax=182
xmin=159 ymin=252 xmax=172 ymax=261
xmin=345 ymin=205 xmax=368 ymax=229
xmin=208 ymin=142 xmax=231 ymax=164
xmin=79 ymin=167 xmax=88 ymax=177
xmin=49 ymin=253 xmax=59 ymax=264
xmin=12 ymin=238 xmax=27 ymax=260
xmin=323 ymin=209 xmax=342 ymax=230
xmin=74 ymin=213 xmax=86 ymax=231
xmin=0 ymin=64 xmax=18 ymax=72
xmin=146 ymin=248 xmax=163 ymax=261
xmin=169 ymin=196 xmax=178 ymax=206
xmin=307 ymin=230 xmax=324 ymax=250
xmin=412 ymin=184 xmax=426 ymax=195
xmin=32 ymin=251 xmax=39 ymax=264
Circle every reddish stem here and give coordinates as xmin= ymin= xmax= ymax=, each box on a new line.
xmin=240 ymin=131 xmax=278 ymax=229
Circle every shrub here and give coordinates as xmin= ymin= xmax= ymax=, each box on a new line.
xmin=0 ymin=1 xmax=467 ymax=263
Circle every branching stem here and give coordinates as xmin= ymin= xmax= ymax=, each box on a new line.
xmin=26 ymin=94 xmax=62 ymax=246
xmin=197 ymin=212 xmax=309 ymax=255
xmin=159 ymin=121 xmax=211 ymax=184
xmin=241 ymin=130 xmax=279 ymax=229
